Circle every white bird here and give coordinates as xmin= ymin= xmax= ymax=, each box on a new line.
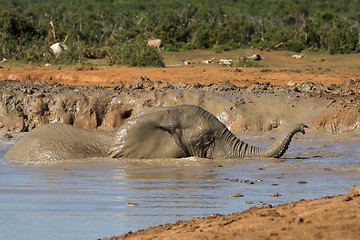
xmin=50 ymin=42 xmax=68 ymax=56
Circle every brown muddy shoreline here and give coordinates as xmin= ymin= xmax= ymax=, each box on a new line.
xmin=103 ymin=187 xmax=360 ymax=240
xmin=0 ymin=77 xmax=359 ymax=133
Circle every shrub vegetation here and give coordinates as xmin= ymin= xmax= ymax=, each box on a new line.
xmin=0 ymin=0 xmax=359 ymax=65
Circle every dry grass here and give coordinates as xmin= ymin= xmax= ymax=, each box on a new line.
xmin=162 ymin=49 xmax=360 ymax=74
xmin=1 ymin=49 xmax=359 ymax=75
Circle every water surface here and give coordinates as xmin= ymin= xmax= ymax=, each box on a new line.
xmin=0 ymin=132 xmax=359 ymax=240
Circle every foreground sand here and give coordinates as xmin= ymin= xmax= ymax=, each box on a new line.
xmin=104 ymin=187 xmax=360 ymax=240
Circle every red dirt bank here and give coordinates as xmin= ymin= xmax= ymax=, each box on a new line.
xmin=0 ymin=64 xmax=358 ymax=87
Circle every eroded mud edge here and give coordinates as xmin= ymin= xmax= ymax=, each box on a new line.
xmin=0 ymin=78 xmax=359 ymax=133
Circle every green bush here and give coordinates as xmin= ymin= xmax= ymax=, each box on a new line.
xmin=107 ymin=40 xmax=165 ymax=67
xmin=0 ymin=10 xmax=42 ymax=60
xmin=0 ymin=0 xmax=359 ymax=63
xmin=48 ymin=45 xmax=86 ymax=65
xmin=285 ymin=39 xmax=305 ymax=53
xmin=0 ymin=10 xmax=39 ymax=42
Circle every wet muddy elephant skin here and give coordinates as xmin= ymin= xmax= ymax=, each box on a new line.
xmin=4 ymin=124 xmax=114 ymax=162
xmin=4 ymin=105 xmax=307 ymax=162
xmin=110 ymin=105 xmax=307 ymax=159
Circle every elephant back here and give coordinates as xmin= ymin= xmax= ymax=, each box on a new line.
xmin=4 ymin=124 xmax=113 ymax=162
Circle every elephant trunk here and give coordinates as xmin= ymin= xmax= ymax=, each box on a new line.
xmin=218 ymin=123 xmax=308 ymax=159
xmin=241 ymin=123 xmax=308 ymax=158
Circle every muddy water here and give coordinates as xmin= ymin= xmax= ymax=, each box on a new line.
xmin=0 ymin=133 xmax=359 ymax=240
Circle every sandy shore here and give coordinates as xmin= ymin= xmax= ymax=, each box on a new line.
xmin=103 ymin=187 xmax=360 ymax=240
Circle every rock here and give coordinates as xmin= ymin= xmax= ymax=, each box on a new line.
xmin=348 ymin=186 xmax=360 ymax=197
xmin=229 ymin=193 xmax=244 ymax=197
xmin=4 ymin=133 xmax=13 ymax=139
xmin=126 ymin=203 xmax=138 ymax=207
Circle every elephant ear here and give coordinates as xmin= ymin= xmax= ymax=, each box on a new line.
xmin=109 ymin=111 xmax=188 ymax=159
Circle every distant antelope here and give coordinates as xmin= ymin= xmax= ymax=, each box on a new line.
xmin=147 ymin=39 xmax=163 ymax=50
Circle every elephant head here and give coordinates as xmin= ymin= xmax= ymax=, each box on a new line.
xmin=110 ymin=105 xmax=307 ymax=159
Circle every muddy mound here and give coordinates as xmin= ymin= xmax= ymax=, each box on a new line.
xmin=0 ymin=79 xmax=358 ymax=133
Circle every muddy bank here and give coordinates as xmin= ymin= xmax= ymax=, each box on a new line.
xmin=103 ymin=186 xmax=360 ymax=240
xmin=0 ymin=78 xmax=358 ymax=133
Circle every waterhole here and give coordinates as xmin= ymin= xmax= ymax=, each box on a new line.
xmin=0 ymin=132 xmax=359 ymax=240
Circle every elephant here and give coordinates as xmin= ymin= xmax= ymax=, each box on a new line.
xmin=4 ymin=105 xmax=307 ymax=162
xmin=4 ymin=123 xmax=114 ymax=162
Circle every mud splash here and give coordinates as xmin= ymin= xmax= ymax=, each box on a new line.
xmin=0 ymin=78 xmax=359 ymax=133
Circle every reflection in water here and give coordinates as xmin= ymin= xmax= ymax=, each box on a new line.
xmin=0 ymin=132 xmax=359 ymax=240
